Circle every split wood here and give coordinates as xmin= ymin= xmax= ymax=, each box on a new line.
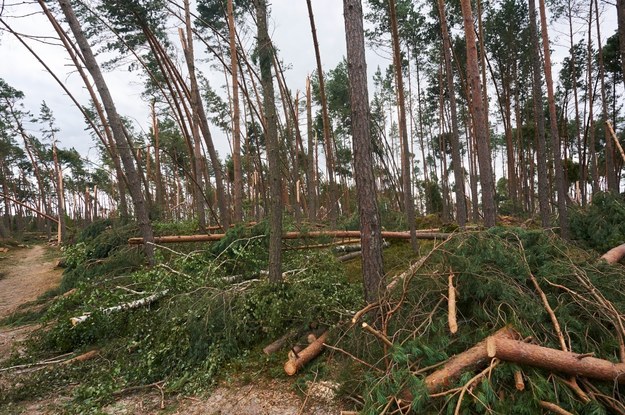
xmin=448 ymin=272 xmax=457 ymax=334
xmin=128 ymin=230 xmax=451 ymax=245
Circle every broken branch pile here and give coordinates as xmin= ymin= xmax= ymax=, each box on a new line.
xmin=334 ymin=228 xmax=625 ymax=414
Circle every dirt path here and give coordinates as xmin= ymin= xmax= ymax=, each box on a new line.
xmin=0 ymin=245 xmax=62 ymax=319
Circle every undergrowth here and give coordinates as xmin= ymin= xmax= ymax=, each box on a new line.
xmin=0 ymin=220 xmax=361 ymax=413
xmin=339 ymin=227 xmax=625 ymax=414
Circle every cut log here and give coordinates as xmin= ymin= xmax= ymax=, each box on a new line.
xmin=337 ymin=251 xmax=362 ymax=262
xmin=63 ymin=349 xmax=99 ymax=365
xmin=128 ymin=231 xmax=451 ymax=245
xmin=284 ymin=331 xmax=328 ymax=375
xmin=601 ymin=243 xmax=625 ymax=264
xmin=70 ymin=290 xmax=169 ymax=326
xmin=423 ymin=326 xmax=520 ymax=393
xmin=489 ymin=337 xmax=625 ymax=383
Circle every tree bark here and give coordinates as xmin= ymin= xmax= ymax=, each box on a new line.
xmin=52 ymin=142 xmax=66 ymax=244
xmin=254 ymin=0 xmax=283 ymax=283
xmin=228 ymin=0 xmax=243 ymax=223
xmin=341 ymin=0 xmax=386 ymax=303
xmin=617 ymin=0 xmax=625 ymax=84
xmin=306 ymin=76 xmax=317 ymax=222
xmin=389 ymin=0 xmax=419 ymax=250
xmin=488 ymin=336 xmax=625 ymax=383
xmin=306 ymin=0 xmax=339 ymax=224
xmin=528 ymin=0 xmax=550 ymax=227
xmin=58 ymin=0 xmax=155 ymax=263
xmin=538 ymin=0 xmax=569 ymax=238
xmin=460 ymin=0 xmax=496 ymax=227
xmin=284 ymin=331 xmax=328 ymax=375
xmin=436 ymin=0 xmax=467 ymax=227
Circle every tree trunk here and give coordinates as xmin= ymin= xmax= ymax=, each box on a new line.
xmin=595 ymin=0 xmax=617 ymax=192
xmin=343 ymin=0 xmax=385 ymax=304
xmin=306 ymin=0 xmax=339 ymax=225
xmin=489 ymin=336 xmax=625 ymax=384
xmin=227 ymin=0 xmax=243 ymax=223
xmin=460 ymin=0 xmax=496 ymax=227
xmin=58 ymin=0 xmax=155 ymax=263
xmin=388 ymin=0 xmax=418 ymax=250
xmin=254 ymin=0 xmax=283 ymax=283
xmin=436 ymin=0 xmax=467 ymax=227
xmin=528 ymin=0 xmax=550 ymax=227
xmin=617 ymin=0 xmax=625 ymax=84
xmin=306 ymin=76 xmax=317 ymax=222
xmin=52 ymin=142 xmax=66 ymax=244
xmin=538 ymin=0 xmax=569 ymax=238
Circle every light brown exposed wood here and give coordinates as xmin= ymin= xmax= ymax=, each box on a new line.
xmin=284 ymin=331 xmax=328 ymax=376
xmin=424 ymin=326 xmax=520 ymax=393
xmin=607 ymin=121 xmax=625 ymax=164
xmin=448 ymin=273 xmax=458 ymax=334
xmin=601 ymin=243 xmax=625 ymax=264
xmin=491 ymin=337 xmax=625 ymax=383
xmin=539 ymin=401 xmax=574 ymax=415
xmin=514 ymin=370 xmax=525 ymax=391
xmin=63 ymin=349 xmax=99 ymax=365
xmin=128 ymin=230 xmax=450 ymax=245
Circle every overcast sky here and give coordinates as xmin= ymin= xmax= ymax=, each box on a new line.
xmin=0 ymin=0 xmax=618 ymax=171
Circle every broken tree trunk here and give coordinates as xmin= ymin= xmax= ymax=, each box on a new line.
xmin=70 ymin=290 xmax=169 ymax=325
xmin=128 ymin=231 xmax=450 ymax=245
xmin=601 ymin=243 xmax=625 ymax=264
xmin=487 ymin=336 xmax=625 ymax=383
xmin=284 ymin=331 xmax=328 ymax=375
xmin=423 ymin=326 xmax=520 ymax=393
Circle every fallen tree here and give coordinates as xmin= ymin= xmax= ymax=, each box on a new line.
xmin=128 ymin=230 xmax=451 ymax=245
xmin=487 ymin=336 xmax=625 ymax=383
xmin=601 ymin=243 xmax=625 ymax=264
xmin=70 ymin=290 xmax=169 ymax=325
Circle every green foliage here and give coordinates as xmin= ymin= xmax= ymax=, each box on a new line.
xmin=570 ymin=191 xmax=625 ymax=253
xmin=2 ymin=221 xmax=361 ymax=412
xmin=348 ymin=227 xmax=625 ymax=413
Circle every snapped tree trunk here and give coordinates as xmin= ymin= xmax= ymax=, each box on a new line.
xmin=228 ymin=0 xmax=243 ymax=223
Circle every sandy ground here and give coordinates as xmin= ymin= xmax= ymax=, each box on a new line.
xmin=0 ymin=245 xmax=62 ymax=318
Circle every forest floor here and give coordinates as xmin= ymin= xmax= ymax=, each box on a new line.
xmin=0 ymin=244 xmax=343 ymax=414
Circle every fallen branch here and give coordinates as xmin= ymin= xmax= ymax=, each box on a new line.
xmin=284 ymin=331 xmax=328 ymax=376
xmin=539 ymin=401 xmax=574 ymax=415
xmin=337 ymin=251 xmax=362 ymax=262
xmin=62 ymin=349 xmax=99 ymax=365
xmin=448 ymin=273 xmax=457 ymax=334
xmin=70 ymin=290 xmax=169 ymax=326
xmin=487 ymin=337 xmax=625 ymax=383
xmin=128 ymin=230 xmax=451 ymax=245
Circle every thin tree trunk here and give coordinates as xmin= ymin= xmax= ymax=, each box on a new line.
xmin=52 ymin=142 xmax=66 ymax=244
xmin=343 ymin=0 xmax=385 ymax=304
xmin=538 ymin=0 xmax=569 ymax=238
xmin=306 ymin=76 xmax=317 ymax=222
xmin=595 ymin=0 xmax=616 ymax=192
xmin=306 ymin=0 xmax=339 ymax=225
xmin=529 ymin=0 xmax=550 ymax=227
xmin=57 ymin=0 xmax=155 ymax=263
xmin=227 ymin=0 xmax=243 ymax=222
xmin=460 ymin=0 xmax=496 ymax=227
xmin=437 ymin=0 xmax=467 ymax=227
xmin=254 ymin=0 xmax=283 ymax=283
xmin=389 ymin=0 xmax=418 ymax=251
xmin=617 ymin=0 xmax=625 ymax=84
